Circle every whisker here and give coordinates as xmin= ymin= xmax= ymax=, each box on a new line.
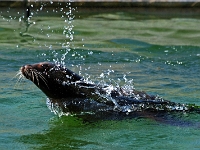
xmin=24 ymin=69 xmax=29 ymax=77
xmin=13 ymin=70 xmax=25 ymax=89
xmin=37 ymin=72 xmax=47 ymax=82
xmin=18 ymin=74 xmax=24 ymax=82
xmin=33 ymin=71 xmax=40 ymax=86
xmin=12 ymin=70 xmax=22 ymax=80
xmin=31 ymin=70 xmax=35 ymax=83
xmin=37 ymin=72 xmax=49 ymax=89
xmin=29 ymin=70 xmax=49 ymax=89
xmin=15 ymin=67 xmax=50 ymax=90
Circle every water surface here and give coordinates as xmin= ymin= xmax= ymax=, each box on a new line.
xmin=0 ymin=7 xmax=200 ymax=150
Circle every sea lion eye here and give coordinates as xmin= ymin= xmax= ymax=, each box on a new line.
xmin=41 ymin=64 xmax=48 ymax=68
xmin=36 ymin=64 xmax=49 ymax=72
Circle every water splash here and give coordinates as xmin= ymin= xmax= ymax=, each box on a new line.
xmin=46 ymin=76 xmax=197 ymax=117
xmin=23 ymin=2 xmax=77 ymax=65
xmin=46 ymin=98 xmax=70 ymax=117
xmin=59 ymin=1 xmax=76 ymax=66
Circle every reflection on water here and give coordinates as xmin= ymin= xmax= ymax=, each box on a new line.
xmin=0 ymin=6 xmax=200 ymax=150
xmin=18 ymin=116 xmax=200 ymax=150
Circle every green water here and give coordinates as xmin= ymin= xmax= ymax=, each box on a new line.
xmin=0 ymin=7 xmax=200 ymax=149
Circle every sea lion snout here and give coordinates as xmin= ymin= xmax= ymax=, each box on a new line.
xmin=20 ymin=64 xmax=34 ymax=80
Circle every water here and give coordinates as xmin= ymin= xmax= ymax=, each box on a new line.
xmin=0 ymin=7 xmax=200 ymax=149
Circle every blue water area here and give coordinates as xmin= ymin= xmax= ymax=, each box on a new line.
xmin=0 ymin=7 xmax=200 ymax=149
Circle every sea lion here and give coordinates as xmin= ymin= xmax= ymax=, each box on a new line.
xmin=20 ymin=62 xmax=199 ymax=117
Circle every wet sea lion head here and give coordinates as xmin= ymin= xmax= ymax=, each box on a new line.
xmin=21 ymin=62 xmax=83 ymax=99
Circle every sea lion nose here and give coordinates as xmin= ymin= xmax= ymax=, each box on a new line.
xmin=21 ymin=64 xmax=33 ymax=73
xmin=20 ymin=65 xmax=33 ymax=78
xmin=20 ymin=66 xmax=25 ymax=73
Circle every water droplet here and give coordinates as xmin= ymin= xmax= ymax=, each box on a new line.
xmin=100 ymin=73 xmax=104 ymax=78
xmin=42 ymin=53 xmax=46 ymax=56
xmin=88 ymin=51 xmax=93 ymax=55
